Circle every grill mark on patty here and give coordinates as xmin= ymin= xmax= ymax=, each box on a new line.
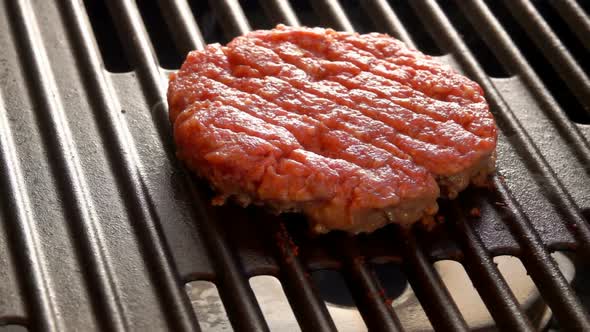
xmin=251 ymin=28 xmax=465 ymax=105
xmin=194 ymin=76 xmax=424 ymax=185
xmin=184 ymin=101 xmax=301 ymax=151
xmin=199 ymin=60 xmax=458 ymax=177
xmin=243 ymin=29 xmax=493 ymax=140
xmin=248 ymin=28 xmax=478 ymax=106
xmin=333 ymin=34 xmax=484 ymax=103
xmin=220 ymin=43 xmax=491 ymax=173
xmin=168 ymin=26 xmax=496 ymax=232
xmin=175 ymin=69 xmax=427 ymax=192
xmin=176 ymin=113 xmax=339 ymax=204
xmin=232 ymin=38 xmax=454 ymax=127
xmin=246 ymin=37 xmax=490 ymax=141
xmin=320 ymin=32 xmax=496 ymax=139
xmin=336 ymin=35 xmax=483 ymax=101
xmin=339 ymin=33 xmax=483 ymax=98
xmin=251 ymin=26 xmax=485 ymax=107
xmin=176 ymin=49 xmax=434 ymax=181
xmin=321 ymin=42 xmax=490 ymax=132
xmin=171 ymin=45 xmax=479 ymax=165
xmin=177 ymin=102 xmax=415 ymax=206
xmin=234 ymin=40 xmax=487 ymax=155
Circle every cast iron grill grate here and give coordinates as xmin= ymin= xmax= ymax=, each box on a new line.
xmin=0 ymin=0 xmax=589 ymax=331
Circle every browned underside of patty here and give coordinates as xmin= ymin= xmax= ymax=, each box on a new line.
xmin=167 ymin=25 xmax=497 ymax=233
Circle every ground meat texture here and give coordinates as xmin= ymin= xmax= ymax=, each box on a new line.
xmin=168 ymin=25 xmax=497 ymax=233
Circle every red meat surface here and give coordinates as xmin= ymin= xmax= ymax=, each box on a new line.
xmin=168 ymin=25 xmax=497 ymax=233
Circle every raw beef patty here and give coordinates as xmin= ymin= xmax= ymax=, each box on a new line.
xmin=167 ymin=25 xmax=497 ymax=233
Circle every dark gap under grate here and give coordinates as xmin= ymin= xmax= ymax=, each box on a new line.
xmin=189 ymin=0 xmax=230 ymax=45
xmin=239 ymin=0 xmax=273 ymax=30
xmin=571 ymin=252 xmax=590 ymax=320
xmin=535 ymin=0 xmax=590 ymax=75
xmin=387 ymin=0 xmax=444 ymax=56
xmin=578 ymin=0 xmax=590 ymax=16
xmin=137 ymin=1 xmax=184 ymax=69
xmin=313 ymin=270 xmax=357 ymax=308
xmin=338 ymin=0 xmax=378 ymax=34
xmin=288 ymin=0 xmax=331 ymax=29
xmin=82 ymin=0 xmax=131 ymax=72
xmin=486 ymin=0 xmax=590 ymax=124
xmin=439 ymin=0 xmax=510 ymax=78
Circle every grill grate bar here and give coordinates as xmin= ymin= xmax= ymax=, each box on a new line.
xmin=305 ymin=3 xmax=469 ymax=328
xmin=366 ymin=2 xmax=533 ymax=324
xmin=491 ymin=178 xmax=590 ymax=329
xmin=186 ymin=183 xmax=271 ymax=332
xmin=550 ymin=0 xmax=590 ymax=52
xmin=447 ymin=202 xmax=534 ymax=331
xmin=209 ymin=0 xmax=251 ymax=38
xmin=98 ymin=0 xmax=216 ymax=330
xmin=164 ymin=0 xmax=336 ymax=331
xmin=175 ymin=1 xmax=456 ymax=329
xmin=259 ymin=0 xmax=301 ymax=27
xmin=400 ymin=231 xmax=469 ymax=331
xmin=154 ymin=0 xmax=205 ymax=54
xmin=458 ymin=0 xmax=590 ymax=163
xmin=156 ymin=0 xmax=317 ymax=295
xmin=360 ymin=0 xmax=415 ymax=48
xmin=336 ymin=235 xmax=405 ymax=331
xmin=300 ymin=4 xmax=467 ymax=329
xmin=407 ymin=0 xmax=590 ymax=328
xmin=0 ymin=0 xmax=589 ymax=330
xmin=455 ymin=0 xmax=590 ymax=256
xmin=8 ymin=0 xmax=132 ymax=330
xmin=106 ymin=0 xmax=272 ymax=330
xmin=156 ymin=0 xmax=205 ymax=56
xmin=175 ymin=3 xmax=400 ymax=328
xmin=309 ymin=0 xmax=354 ymax=32
xmin=354 ymin=11 xmax=533 ymax=331
xmin=496 ymin=180 xmax=590 ymax=330
xmin=0 ymin=90 xmax=52 ymax=329
xmin=60 ymin=0 xmax=202 ymax=330
xmin=504 ymin=0 xmax=590 ymax=111
xmin=104 ymin=0 xmax=166 ymax=119
xmin=265 ymin=220 xmax=338 ymax=332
